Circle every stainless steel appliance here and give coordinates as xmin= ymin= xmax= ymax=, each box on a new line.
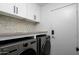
xmin=0 ymin=36 xmax=37 ymax=55
xmin=36 ymin=34 xmax=51 ymax=55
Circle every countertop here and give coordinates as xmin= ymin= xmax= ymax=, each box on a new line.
xmin=0 ymin=31 xmax=48 ymax=41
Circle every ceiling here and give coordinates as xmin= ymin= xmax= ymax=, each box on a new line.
xmin=38 ymin=3 xmax=48 ymax=6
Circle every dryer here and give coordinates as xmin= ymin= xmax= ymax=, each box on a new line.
xmin=42 ymin=35 xmax=51 ymax=55
xmin=19 ymin=37 xmax=37 ymax=55
xmin=36 ymin=34 xmax=51 ymax=55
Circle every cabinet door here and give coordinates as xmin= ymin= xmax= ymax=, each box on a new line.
xmin=26 ymin=3 xmax=34 ymax=20
xmin=14 ymin=3 xmax=27 ymax=18
xmin=26 ymin=3 xmax=40 ymax=22
xmin=0 ymin=3 xmax=15 ymax=15
xmin=33 ymin=4 xmax=40 ymax=22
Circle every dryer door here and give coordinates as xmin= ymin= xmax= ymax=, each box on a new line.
xmin=42 ymin=39 xmax=51 ymax=55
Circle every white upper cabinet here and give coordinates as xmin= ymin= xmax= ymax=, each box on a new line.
xmin=14 ymin=3 xmax=27 ymax=18
xmin=25 ymin=3 xmax=33 ymax=20
xmin=35 ymin=4 xmax=40 ymax=22
xmin=33 ymin=4 xmax=40 ymax=22
xmin=26 ymin=3 xmax=40 ymax=22
xmin=0 ymin=3 xmax=40 ymax=23
xmin=0 ymin=3 xmax=15 ymax=15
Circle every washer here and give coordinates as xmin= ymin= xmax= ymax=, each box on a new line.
xmin=0 ymin=36 xmax=37 ymax=55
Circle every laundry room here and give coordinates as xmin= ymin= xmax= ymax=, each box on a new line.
xmin=0 ymin=0 xmax=79 ymax=56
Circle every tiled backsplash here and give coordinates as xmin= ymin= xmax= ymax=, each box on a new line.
xmin=0 ymin=15 xmax=37 ymax=33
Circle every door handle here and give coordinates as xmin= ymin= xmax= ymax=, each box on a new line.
xmin=76 ymin=47 xmax=79 ymax=52
xmin=52 ymin=36 xmax=55 ymax=39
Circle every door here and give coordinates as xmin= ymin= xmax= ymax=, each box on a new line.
xmin=78 ymin=4 xmax=79 ymax=54
xmin=50 ymin=4 xmax=77 ymax=55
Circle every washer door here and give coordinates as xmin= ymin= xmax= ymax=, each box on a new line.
xmin=42 ymin=40 xmax=51 ymax=55
xmin=20 ymin=49 xmax=36 ymax=55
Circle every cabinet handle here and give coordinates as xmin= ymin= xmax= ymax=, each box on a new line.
xmin=34 ymin=15 xmax=36 ymax=20
xmin=13 ymin=6 xmax=16 ymax=13
xmin=16 ymin=7 xmax=18 ymax=14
